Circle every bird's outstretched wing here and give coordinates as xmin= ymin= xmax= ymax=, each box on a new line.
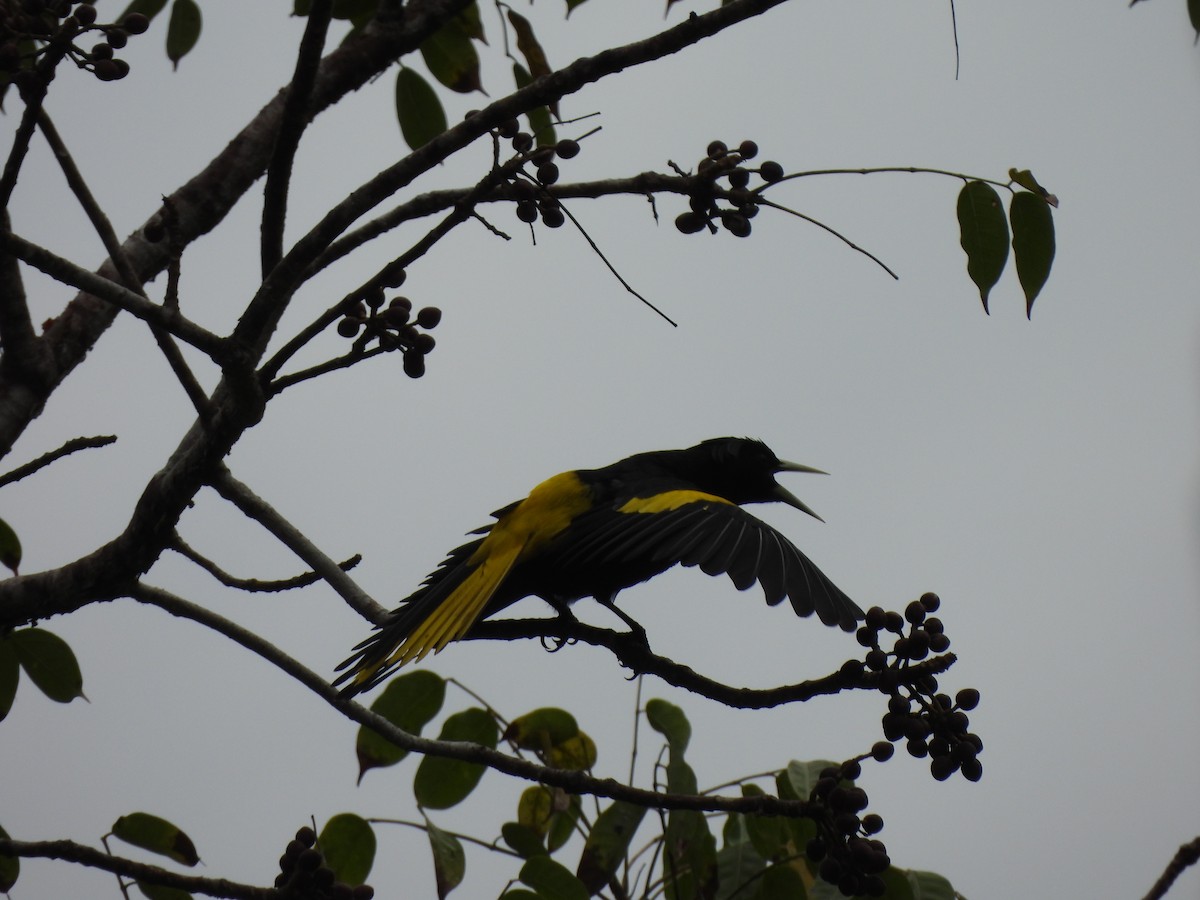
xmin=549 ymin=496 xmax=863 ymax=630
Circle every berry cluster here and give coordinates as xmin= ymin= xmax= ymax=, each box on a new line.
xmin=854 ymin=592 xmax=984 ymax=782
xmin=472 ymin=111 xmax=582 ymax=231
xmin=336 ymin=275 xmax=442 ymax=380
xmin=0 ymin=0 xmax=150 ymax=85
xmin=674 ymin=139 xmax=785 ymax=239
xmin=275 ymin=825 xmax=374 ymax=899
xmin=802 ymin=753 xmax=892 ymax=897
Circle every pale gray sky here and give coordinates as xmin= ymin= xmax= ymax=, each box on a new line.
xmin=4 ymin=1 xmax=1199 ymax=898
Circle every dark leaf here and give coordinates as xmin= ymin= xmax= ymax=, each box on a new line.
xmin=575 ymin=801 xmax=645 ymax=894
xmin=0 ymin=517 xmax=20 ymax=574
xmin=10 ymin=628 xmax=83 ymax=704
xmin=356 ymin=669 xmax=445 ymax=781
xmin=165 ymin=0 xmax=202 ymax=69
xmin=413 ymin=708 xmax=498 ymax=809
xmin=0 ymin=636 xmax=17 ymax=721
xmin=564 ymin=0 xmax=588 ymax=16
xmin=331 ymin=0 xmax=379 ymax=19
xmin=546 ymin=794 xmax=580 ymax=853
xmin=906 ymin=868 xmax=955 ymax=899
xmin=756 ymin=864 xmax=806 ymax=899
xmin=319 ymin=813 xmax=375 ymax=886
xmin=0 ymin=824 xmax=18 ymax=892
xmin=520 ymin=856 xmax=589 ymax=900
xmin=136 ymin=882 xmax=192 ymax=900
xmin=501 ymin=822 xmax=547 ymax=859
xmin=426 ymin=819 xmax=465 ymax=899
xmin=505 ymin=707 xmax=579 ymax=750
xmin=645 ymin=698 xmax=690 ymax=754
xmin=506 ymin=10 xmax=557 ymax=117
xmin=740 ymin=785 xmax=788 ymax=862
xmin=420 ymin=19 xmax=483 ymax=94
xmin=956 ymin=180 xmax=1009 ymax=313
xmin=1191 ymin=0 xmax=1200 ymax=40
xmin=457 ymin=2 xmax=486 ymax=43
xmin=1009 ymin=191 xmax=1055 ymax=318
xmin=714 ymin=832 xmax=763 ymax=900
xmin=395 ymin=68 xmax=448 ymax=150
xmin=1007 ymin=167 xmax=1058 ymax=207
xmin=781 ymin=760 xmax=842 ymax=798
xmin=111 ymin=813 xmax=199 ymax=866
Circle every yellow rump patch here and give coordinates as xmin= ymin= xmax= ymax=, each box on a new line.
xmin=618 ymin=490 xmax=733 ymax=515
xmin=381 ymin=471 xmax=594 ymax=669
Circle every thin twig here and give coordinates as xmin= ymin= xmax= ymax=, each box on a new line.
xmin=207 ymin=466 xmax=388 ymax=622
xmin=0 ymin=435 xmax=116 ymax=488
xmin=1141 ymin=835 xmax=1200 ymax=900
xmin=35 ymin=111 xmax=213 ymax=419
xmin=267 ymin=346 xmax=389 ymax=396
xmin=950 ymin=0 xmax=960 ymax=80
xmin=169 ymin=533 xmax=361 ymax=592
xmin=0 ymin=838 xmax=273 ymax=900
xmin=754 ymin=196 xmax=899 ymax=280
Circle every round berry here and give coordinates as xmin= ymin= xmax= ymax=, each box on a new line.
xmin=870 ymin=741 xmax=894 ymax=762
xmin=337 ymin=318 xmax=361 ymax=338
xmin=738 ymin=139 xmax=759 ymax=159
xmin=541 ymin=207 xmax=565 ymax=228
xmin=402 ymin=350 xmax=426 ymax=378
xmin=416 ymin=306 xmax=442 ymax=329
xmin=920 ymin=592 xmax=941 ymax=612
xmin=555 ymin=138 xmax=580 ymax=159
xmin=516 ymin=200 xmax=538 ymax=223
xmin=123 ymin=11 xmax=149 ymax=33
xmin=706 ymin=139 xmax=728 ymax=159
xmin=536 ymin=162 xmax=559 ymax=185
xmin=759 ymin=160 xmax=784 ymax=182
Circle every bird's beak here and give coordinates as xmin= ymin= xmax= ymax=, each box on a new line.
xmin=774 ymin=459 xmax=827 ymax=522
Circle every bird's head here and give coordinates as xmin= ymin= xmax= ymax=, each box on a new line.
xmin=692 ymin=437 xmax=828 ymax=521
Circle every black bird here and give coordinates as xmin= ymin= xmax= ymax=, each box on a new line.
xmin=336 ymin=437 xmax=862 ymax=694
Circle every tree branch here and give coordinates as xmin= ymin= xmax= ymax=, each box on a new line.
xmin=130 ymin=583 xmax=829 ymax=819
xmin=0 ymin=839 xmax=274 ymax=900
xmin=1141 ymin=835 xmax=1200 ymax=900
xmin=0 ymin=434 xmax=116 ymax=489
xmin=169 ymin=532 xmax=362 ymax=593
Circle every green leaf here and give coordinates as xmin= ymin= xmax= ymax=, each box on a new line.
xmin=546 ymin=794 xmax=580 ymax=853
xmin=506 ymin=10 xmax=557 ymax=118
xmin=318 ymin=813 xmax=375 ymax=886
xmin=663 ymin=805 xmax=715 ymax=900
xmin=420 ymin=18 xmax=483 ymax=94
xmin=1009 ymin=191 xmax=1055 ymax=318
xmin=356 ymin=669 xmax=445 ymax=781
xmin=395 ymin=68 xmax=448 ymax=150
xmin=413 ymin=708 xmax=498 ymax=809
xmin=457 ymin=2 xmax=486 ymax=42
xmin=511 ymin=63 xmax=555 ymax=146
xmin=499 ymin=892 xmax=541 ymax=900
xmin=120 ymin=0 xmax=169 ymax=22
xmin=740 ymin=785 xmax=788 ymax=862
xmin=714 ymin=833 xmax=763 ymax=900
xmin=0 ymin=824 xmax=18 ymax=892
xmin=425 ymin=819 xmax=465 ymax=899
xmin=0 ymin=517 xmax=21 ymax=574
xmin=506 ymin=707 xmax=579 ymax=749
xmin=136 ymin=882 xmax=192 ymax=900
xmin=520 ymin=856 xmax=589 ymax=900
xmin=11 ymin=628 xmax=83 ymax=703
xmin=1007 ymin=167 xmax=1057 ymax=207
xmin=165 ymin=0 xmax=201 ymax=69
xmin=906 ymin=868 xmax=956 ymax=899
xmin=956 ymin=180 xmax=1009 ymax=314
xmin=502 ymin=822 xmax=548 ymax=859
xmin=0 ymin=635 xmax=18 ymax=721
xmin=645 ymin=698 xmax=691 ymax=754
xmin=575 ymin=801 xmax=645 ymax=893
xmin=111 ymin=813 xmax=199 ymax=866
xmin=780 ymin=760 xmax=841 ymax=799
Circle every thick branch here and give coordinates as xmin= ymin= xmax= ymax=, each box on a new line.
xmin=133 ymin=584 xmax=826 ymax=819
xmin=0 ymin=839 xmax=273 ymax=900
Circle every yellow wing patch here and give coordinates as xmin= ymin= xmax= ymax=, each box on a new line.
xmin=618 ymin=490 xmax=733 ymax=514
xmin=380 ymin=471 xmax=594 ymax=669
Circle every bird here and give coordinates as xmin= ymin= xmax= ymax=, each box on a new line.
xmin=335 ymin=437 xmax=862 ymax=695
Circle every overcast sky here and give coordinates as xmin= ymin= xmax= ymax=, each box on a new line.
xmin=4 ymin=1 xmax=1200 ymax=898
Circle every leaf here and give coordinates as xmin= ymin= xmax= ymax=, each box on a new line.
xmin=10 ymin=628 xmax=83 ymax=703
xmin=502 ymin=822 xmax=548 ymax=859
xmin=714 ymin=833 xmax=763 ymax=900
xmin=780 ymin=760 xmax=841 ymax=800
xmin=1009 ymin=191 xmax=1056 ymax=318
xmin=519 ymin=855 xmax=589 ymax=900
xmin=457 ymin=2 xmax=486 ymax=42
xmin=1191 ymin=0 xmax=1200 ymax=41
xmin=663 ymin=804 xmax=715 ymax=900
xmin=506 ymin=10 xmax=557 ymax=118
xmin=425 ymin=819 xmax=465 ymax=899
xmin=0 ymin=635 xmax=18 ymax=721
xmin=756 ymin=863 xmax=807 ymax=900
xmin=420 ymin=18 xmax=483 ymax=94
xmin=111 ymin=813 xmax=199 ymax=866
xmin=120 ymin=0 xmax=169 ymax=22
xmin=546 ymin=794 xmax=580 ymax=853
xmin=136 ymin=882 xmax=192 ymax=900
xmin=1007 ymin=167 xmax=1058 ymax=208
xmin=740 ymin=785 xmax=788 ymax=862
xmin=645 ymin=698 xmax=690 ymax=753
xmin=395 ymin=68 xmax=448 ymax=150
xmin=564 ymin=0 xmax=589 ymax=16
xmin=0 ymin=824 xmax=18 ymax=892
xmin=319 ymin=813 xmax=375 ymax=886
xmin=413 ymin=708 xmax=498 ymax=809
xmin=548 ymin=732 xmax=596 ymax=771
xmin=0 ymin=517 xmax=20 ymax=574
xmin=165 ymin=0 xmax=202 ymax=70
xmin=511 ymin=64 xmax=556 ymax=146
xmin=356 ymin=669 xmax=445 ymax=781
xmin=575 ymin=801 xmax=645 ymax=893
xmin=906 ymin=868 xmax=956 ymax=899
xmin=506 ymin=707 xmax=579 ymax=750
xmin=956 ymin=180 xmax=1009 ymax=314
